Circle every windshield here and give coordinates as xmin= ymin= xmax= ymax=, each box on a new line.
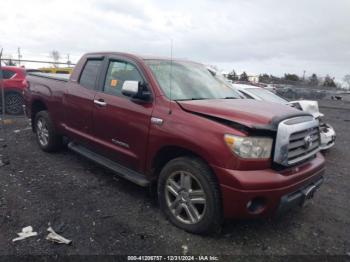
xmin=145 ymin=60 xmax=241 ymax=100
xmin=209 ymin=70 xmax=244 ymax=98
xmin=247 ymin=88 xmax=288 ymax=104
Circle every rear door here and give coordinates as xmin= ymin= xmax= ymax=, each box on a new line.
xmin=92 ymin=57 xmax=154 ymax=172
xmin=63 ymin=57 xmax=104 ymax=145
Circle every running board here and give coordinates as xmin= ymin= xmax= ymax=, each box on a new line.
xmin=68 ymin=142 xmax=150 ymax=187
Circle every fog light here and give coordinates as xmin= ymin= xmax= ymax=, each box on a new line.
xmin=246 ymin=197 xmax=267 ymax=214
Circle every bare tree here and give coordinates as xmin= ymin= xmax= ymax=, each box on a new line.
xmin=49 ymin=50 xmax=61 ymax=68
xmin=2 ymin=54 xmax=17 ymax=66
xmin=343 ymin=75 xmax=350 ymax=89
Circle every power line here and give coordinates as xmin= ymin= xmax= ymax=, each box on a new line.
xmin=1 ymin=58 xmax=76 ymax=66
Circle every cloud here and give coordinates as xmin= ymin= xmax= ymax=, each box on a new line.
xmin=0 ymin=0 xmax=349 ymax=79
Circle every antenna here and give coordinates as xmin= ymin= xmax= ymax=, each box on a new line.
xmin=168 ymin=39 xmax=173 ymax=114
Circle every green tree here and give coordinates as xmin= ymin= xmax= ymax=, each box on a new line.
xmin=259 ymin=74 xmax=270 ymax=83
xmin=323 ymin=75 xmax=336 ymax=88
xmin=227 ymin=69 xmax=238 ymax=81
xmin=4 ymin=59 xmax=17 ymax=66
xmin=239 ymin=71 xmax=248 ymax=82
xmin=284 ymin=73 xmax=299 ymax=82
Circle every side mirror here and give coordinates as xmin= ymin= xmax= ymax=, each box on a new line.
xmin=121 ymin=80 xmax=151 ymax=101
xmin=121 ymin=81 xmax=139 ymax=97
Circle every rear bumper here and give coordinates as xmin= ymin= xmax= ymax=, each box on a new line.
xmin=212 ymin=153 xmax=325 ymax=219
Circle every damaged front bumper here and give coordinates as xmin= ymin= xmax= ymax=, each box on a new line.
xmin=320 ymin=123 xmax=336 ymax=150
xmin=277 ymin=175 xmax=324 ymax=214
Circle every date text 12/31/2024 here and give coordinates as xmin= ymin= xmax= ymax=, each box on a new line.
xmin=127 ymin=255 xmax=219 ymax=261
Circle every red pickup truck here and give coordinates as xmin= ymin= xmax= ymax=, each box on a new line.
xmin=24 ymin=52 xmax=325 ymax=234
xmin=0 ymin=66 xmax=27 ymax=115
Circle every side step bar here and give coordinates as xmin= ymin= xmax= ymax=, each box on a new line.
xmin=68 ymin=142 xmax=150 ymax=187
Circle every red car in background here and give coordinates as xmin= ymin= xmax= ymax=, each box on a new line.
xmin=0 ymin=66 xmax=27 ymax=115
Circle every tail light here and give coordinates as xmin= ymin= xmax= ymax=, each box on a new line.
xmin=22 ymin=79 xmax=28 ymax=88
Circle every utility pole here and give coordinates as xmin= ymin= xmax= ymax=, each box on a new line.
xmin=67 ymin=54 xmax=71 ymax=67
xmin=0 ymin=48 xmax=11 ymax=167
xmin=17 ymin=47 xmax=22 ymax=66
xmin=0 ymin=48 xmax=5 ymax=122
xmin=303 ymin=70 xmax=306 ymax=81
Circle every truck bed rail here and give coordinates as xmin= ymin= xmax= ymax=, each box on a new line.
xmin=27 ymin=72 xmax=70 ymax=82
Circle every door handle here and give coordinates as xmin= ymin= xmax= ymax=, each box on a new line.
xmin=94 ymin=99 xmax=107 ymax=107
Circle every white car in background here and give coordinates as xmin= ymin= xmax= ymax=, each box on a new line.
xmin=233 ymin=84 xmax=336 ymax=150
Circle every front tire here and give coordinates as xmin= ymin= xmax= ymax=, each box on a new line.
xmin=158 ymin=156 xmax=223 ymax=234
xmin=34 ymin=111 xmax=63 ymax=152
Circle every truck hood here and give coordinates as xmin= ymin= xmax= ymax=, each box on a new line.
xmin=177 ymin=99 xmax=310 ymax=130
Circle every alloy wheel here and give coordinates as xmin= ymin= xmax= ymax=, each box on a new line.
xmin=36 ymin=118 xmax=49 ymax=147
xmin=165 ymin=171 xmax=207 ymax=224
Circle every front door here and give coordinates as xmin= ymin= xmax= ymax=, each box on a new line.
xmin=92 ymin=58 xmax=154 ymax=172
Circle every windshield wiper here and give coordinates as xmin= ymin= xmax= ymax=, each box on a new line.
xmin=223 ymin=96 xmax=238 ymax=99
xmin=175 ymin=98 xmax=209 ymax=101
xmin=176 ymin=97 xmax=238 ymax=101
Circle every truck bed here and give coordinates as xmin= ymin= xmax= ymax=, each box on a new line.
xmin=25 ymin=72 xmax=69 ymax=130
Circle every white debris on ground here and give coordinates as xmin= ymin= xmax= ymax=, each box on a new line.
xmin=46 ymin=227 xmax=72 ymax=245
xmin=181 ymin=244 xmax=188 ymax=255
xmin=12 ymin=226 xmax=38 ymax=242
xmin=13 ymin=127 xmax=31 ymax=134
xmin=11 ymin=225 xmax=72 ymax=245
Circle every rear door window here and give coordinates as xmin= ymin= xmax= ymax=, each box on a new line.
xmin=2 ymin=70 xmax=16 ymax=79
xmin=79 ymin=60 xmax=102 ymax=89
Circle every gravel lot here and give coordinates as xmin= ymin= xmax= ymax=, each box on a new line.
xmin=0 ymin=100 xmax=349 ymax=257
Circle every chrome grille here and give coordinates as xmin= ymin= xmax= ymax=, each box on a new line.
xmin=274 ymin=116 xmax=320 ymax=166
xmin=287 ymin=127 xmax=320 ymax=164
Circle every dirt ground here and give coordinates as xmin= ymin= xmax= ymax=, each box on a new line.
xmin=0 ymin=100 xmax=349 ymax=257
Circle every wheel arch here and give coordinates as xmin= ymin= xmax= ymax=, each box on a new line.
xmin=31 ymin=99 xmax=48 ymax=131
xmin=150 ymin=145 xmax=215 ymax=180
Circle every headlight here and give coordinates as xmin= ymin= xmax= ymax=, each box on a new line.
xmin=224 ymin=134 xmax=273 ymax=159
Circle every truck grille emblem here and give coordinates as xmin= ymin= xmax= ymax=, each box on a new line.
xmin=304 ymin=135 xmax=313 ymax=150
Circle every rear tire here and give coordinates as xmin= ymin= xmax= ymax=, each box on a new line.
xmin=5 ymin=92 xmax=24 ymax=115
xmin=34 ymin=111 xmax=63 ymax=152
xmin=158 ymin=156 xmax=223 ymax=234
